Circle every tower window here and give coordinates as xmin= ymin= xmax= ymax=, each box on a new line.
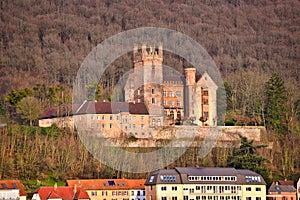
xmin=204 ymin=112 xmax=209 ymax=117
xmin=152 ymin=98 xmax=155 ymax=104
xmin=152 ymin=88 xmax=155 ymax=94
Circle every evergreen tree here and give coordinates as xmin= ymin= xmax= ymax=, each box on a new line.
xmin=265 ymin=73 xmax=288 ymax=137
xmin=228 ymin=135 xmax=270 ymax=184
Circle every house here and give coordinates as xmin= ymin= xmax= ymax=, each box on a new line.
xmin=145 ymin=167 xmax=266 ymax=200
xmin=67 ymin=179 xmax=146 ymax=200
xmin=0 ymin=180 xmax=27 ymax=200
xmin=267 ymin=180 xmax=297 ymax=200
xmin=31 ymin=184 xmax=90 ymax=200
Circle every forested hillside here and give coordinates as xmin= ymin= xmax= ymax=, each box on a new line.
xmin=0 ymin=0 xmax=300 ymax=192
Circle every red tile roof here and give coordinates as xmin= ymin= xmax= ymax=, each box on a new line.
xmin=77 ymin=102 xmax=149 ymax=115
xmin=67 ymin=179 xmax=146 ymax=190
xmin=34 ymin=186 xmax=90 ymax=200
xmin=0 ymin=180 xmax=26 ymax=196
xmin=41 ymin=101 xmax=149 ymax=119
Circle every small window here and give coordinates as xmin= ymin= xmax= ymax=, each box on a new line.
xmin=110 ymin=115 xmax=113 ymax=120
xmin=109 ymin=124 xmax=112 ymax=128
xmin=157 ymin=119 xmax=161 ymax=126
xmin=176 ymin=91 xmax=181 ymax=97
xmin=163 ymin=91 xmax=167 ymax=97
xmin=255 ymin=187 xmax=261 ymax=191
xmin=246 ymin=187 xmax=251 ymax=191
xmin=204 ymin=112 xmax=209 ymax=117
xmin=152 ymin=98 xmax=155 ymax=104
xmin=151 ymin=88 xmax=155 ymax=94
xmin=170 ymin=91 xmax=174 ymax=97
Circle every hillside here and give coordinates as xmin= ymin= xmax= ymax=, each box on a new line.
xmin=0 ymin=0 xmax=300 ymax=191
xmin=1 ymin=0 xmax=299 ymax=97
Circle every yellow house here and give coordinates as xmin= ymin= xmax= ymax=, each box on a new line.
xmin=145 ymin=167 xmax=266 ymax=200
xmin=67 ymin=179 xmax=146 ymax=200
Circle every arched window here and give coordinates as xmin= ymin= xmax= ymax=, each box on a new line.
xmin=170 ymin=111 xmax=174 ymax=119
xmin=177 ymin=111 xmax=181 ymax=119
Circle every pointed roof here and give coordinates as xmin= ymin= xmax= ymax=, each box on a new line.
xmin=268 ymin=181 xmax=296 ymax=193
xmin=196 ymin=71 xmax=218 ymax=90
xmin=0 ymin=180 xmax=26 ymax=196
xmin=34 ymin=186 xmax=90 ymax=200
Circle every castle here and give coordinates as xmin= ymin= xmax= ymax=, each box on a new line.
xmin=39 ymin=44 xmax=218 ymax=138
xmin=124 ymin=43 xmax=218 ymax=127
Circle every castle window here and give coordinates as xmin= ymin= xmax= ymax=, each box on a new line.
xmin=204 ymin=112 xmax=209 ymax=117
xmin=109 ymin=123 xmax=112 ymax=128
xmin=141 ymin=124 xmax=144 ymax=129
xmin=141 ymin=116 xmax=144 ymax=120
xmin=203 ymin=99 xmax=209 ymax=105
xmin=157 ymin=119 xmax=161 ymax=126
xmin=152 ymin=119 xmax=155 ymax=126
xmin=97 ymin=116 xmax=101 ymax=120
xmin=97 ymin=124 xmax=100 ymax=129
xmin=170 ymin=91 xmax=174 ymax=97
xmin=110 ymin=115 xmax=113 ymax=120
xmin=152 ymin=88 xmax=155 ymax=94
xmin=170 ymin=111 xmax=174 ymax=119
xmin=133 ymin=124 xmax=136 ymax=129
xmin=163 ymin=100 xmax=167 ymax=105
xmin=176 ymin=101 xmax=181 ymax=107
xmin=91 ymin=123 xmax=94 ymax=128
xmin=152 ymin=98 xmax=155 ymax=104
xmin=163 ymin=91 xmax=167 ymax=97
xmin=176 ymin=91 xmax=181 ymax=97
xmin=170 ymin=101 xmax=174 ymax=106
xmin=91 ymin=115 xmax=95 ymax=120
xmin=152 ymin=61 xmax=155 ymax=70
xmin=177 ymin=111 xmax=181 ymax=119
xmin=102 ymin=124 xmax=105 ymax=128
xmin=203 ymin=90 xmax=208 ymax=96
xmin=102 ymin=115 xmax=105 ymax=120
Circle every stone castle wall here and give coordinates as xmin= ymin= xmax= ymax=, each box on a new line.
xmin=108 ymin=126 xmax=266 ymax=147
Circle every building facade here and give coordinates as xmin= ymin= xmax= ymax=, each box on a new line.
xmin=67 ymin=179 xmax=146 ymax=200
xmin=145 ymin=167 xmax=266 ymax=200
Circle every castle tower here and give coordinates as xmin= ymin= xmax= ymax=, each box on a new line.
xmin=184 ymin=68 xmax=196 ymax=119
xmin=127 ymin=44 xmax=164 ymax=119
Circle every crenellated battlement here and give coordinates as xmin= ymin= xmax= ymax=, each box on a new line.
xmin=133 ymin=43 xmax=163 ymax=63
